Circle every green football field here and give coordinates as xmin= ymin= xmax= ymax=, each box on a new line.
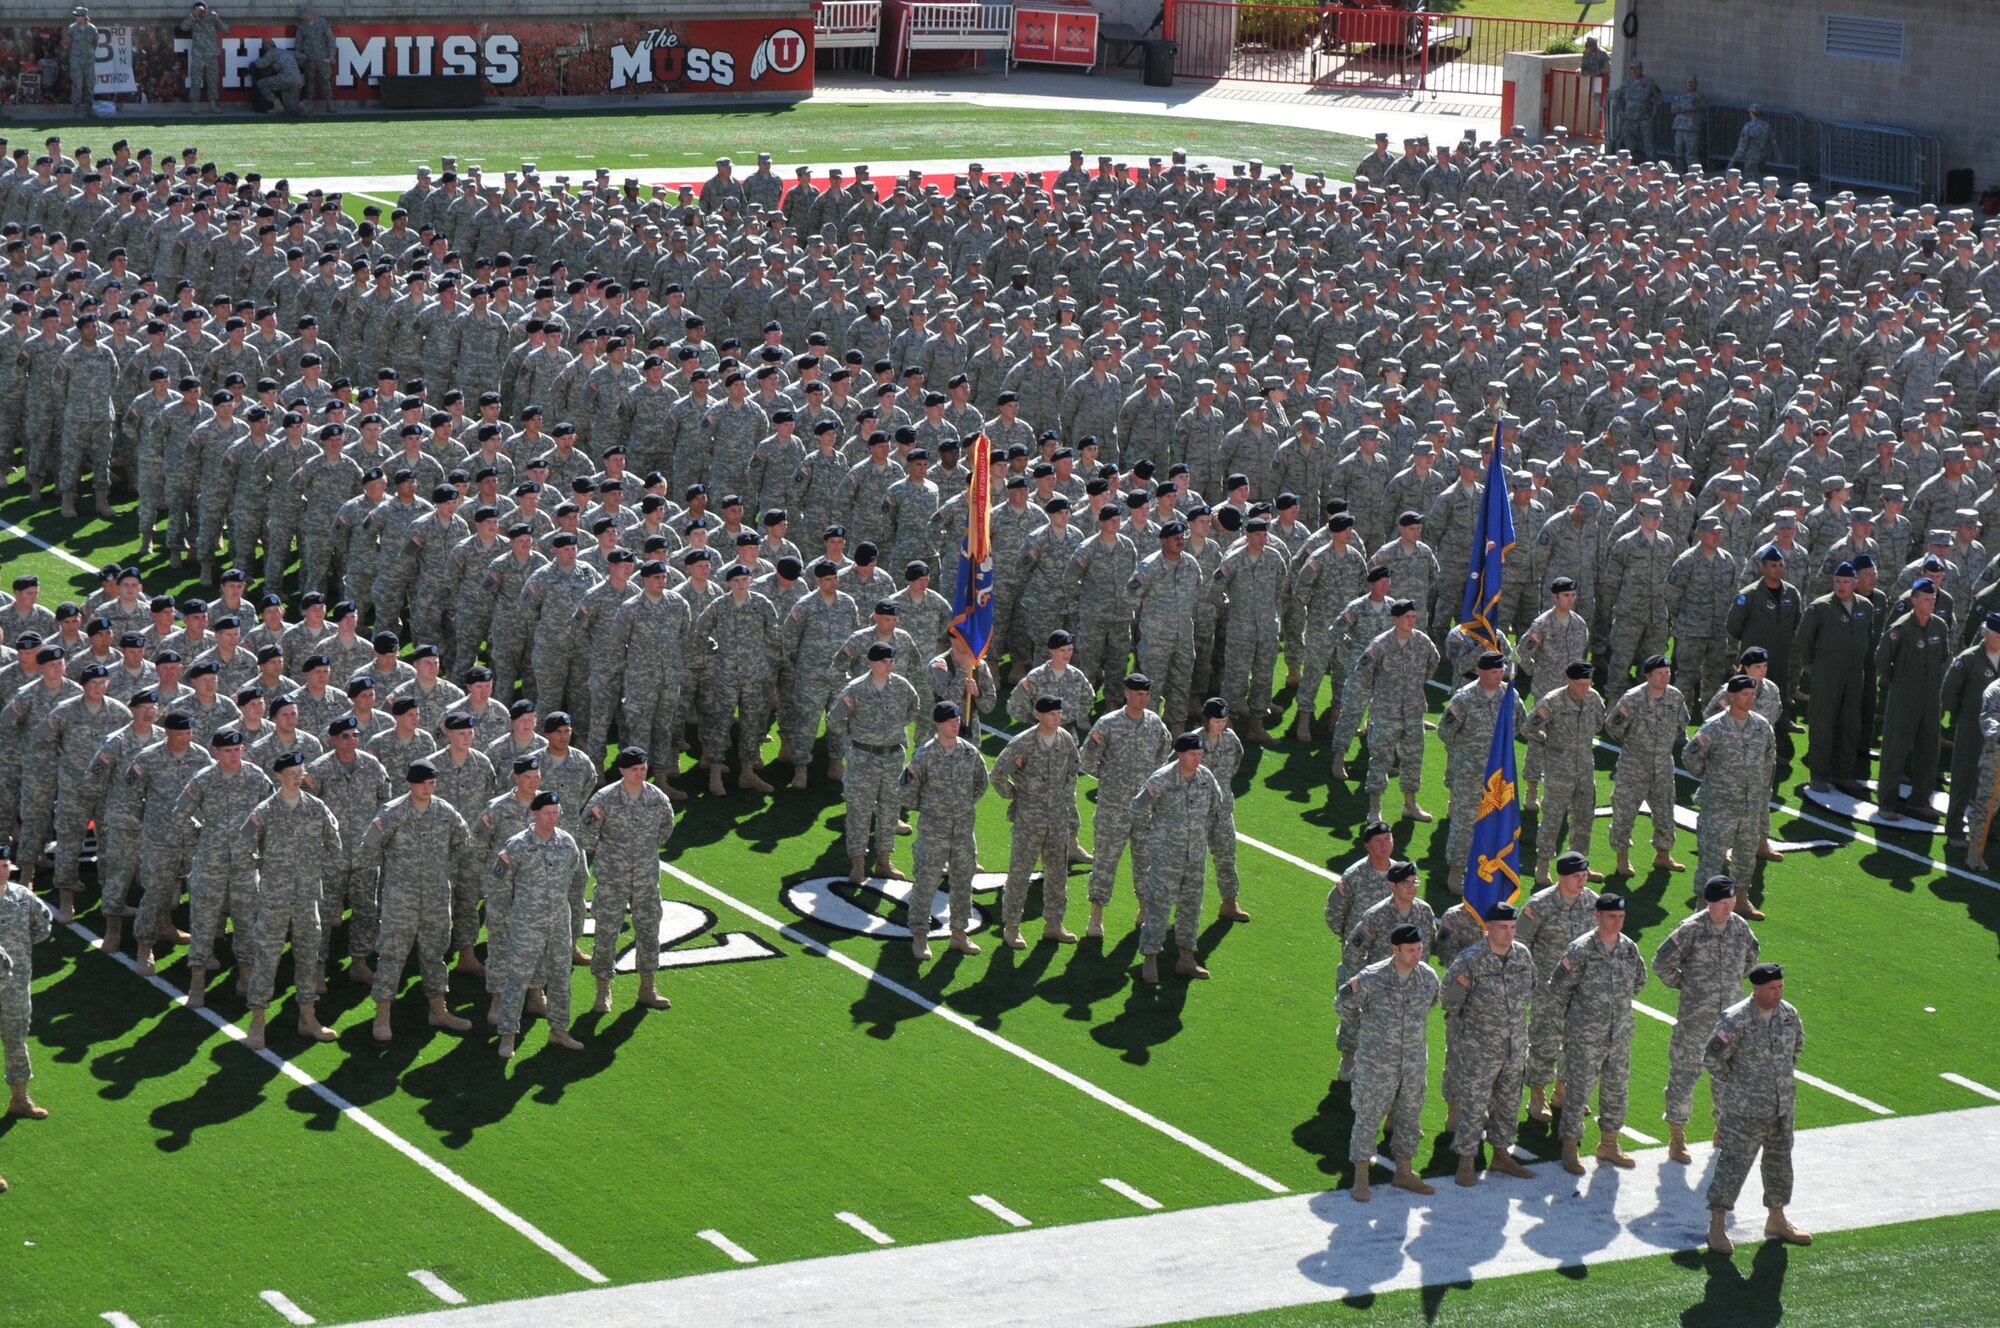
xmin=0 ymin=104 xmax=1996 ymax=1328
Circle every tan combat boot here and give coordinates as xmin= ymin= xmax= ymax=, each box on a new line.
xmin=1535 ymin=855 xmax=1553 ymax=886
xmin=873 ymin=854 xmax=908 ymax=881
xmin=98 ymin=914 xmax=124 ymax=953
xmin=6 ymin=1086 xmax=47 ymax=1120
xmin=1527 ymin=1084 xmax=1550 ymax=1121
xmin=1764 ymin=1208 xmax=1812 ymax=1245
xmin=1391 ymin=1159 xmax=1434 ymax=1195
xmin=185 ymin=964 xmax=208 ymax=1009
xmin=245 ymin=1010 xmax=270 ymax=1051
xmin=1560 ymin=1137 xmax=1586 ymax=1175
xmin=1330 ymin=752 xmax=1348 ymax=780
xmin=298 ymin=1006 xmax=336 ymax=1042
xmin=498 ymin=1033 xmax=516 ymax=1060
xmin=1595 ymin=1133 xmax=1636 ymax=1168
xmin=1337 ymin=1052 xmax=1354 ymax=1080
xmin=789 ymin=767 xmax=808 ymax=790
xmin=1614 ymin=850 xmax=1635 ymax=877
xmin=827 ymin=756 xmax=844 ymax=782
xmin=1085 ymin=903 xmax=1105 ymax=938
xmin=1068 ymin=835 xmax=1093 ymax=864
xmin=1139 ymin=954 xmax=1160 ymax=983
xmin=636 ymin=977 xmax=671 ymax=1009
xmin=707 ymin=765 xmax=726 ymax=796
xmin=428 ymin=995 xmax=471 ymax=1031
xmin=1351 ymin=1163 xmax=1372 ymax=1203
xmin=1218 ymin=898 xmax=1250 ymax=922
xmin=1456 ymin=1153 xmax=1478 ymax=1187
xmin=1490 ymin=1150 xmax=1534 ymax=1179
xmin=372 ymin=999 xmax=394 ymax=1042
xmin=592 ymin=978 xmax=614 ymax=1015
xmin=1367 ymin=790 xmax=1382 ymax=821
xmin=1669 ymin=1121 xmax=1691 ymax=1164
xmin=1002 ymin=925 xmax=1027 ymax=951
xmin=548 ymin=1028 xmax=583 ymax=1050
xmin=1174 ymin=951 xmax=1210 ymax=980
xmin=1707 ymin=1209 xmax=1733 ymax=1254
xmin=1402 ymin=792 xmax=1433 ymax=823
xmin=1654 ymin=849 xmax=1686 ymax=872
xmin=738 ymin=766 xmax=773 ymax=794
xmin=948 ymin=929 xmax=981 ymax=955
xmin=847 ymin=855 xmax=868 ymax=884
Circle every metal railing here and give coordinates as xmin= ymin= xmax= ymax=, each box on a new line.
xmin=1163 ymin=3 xmax=1609 ymax=99
xmin=815 ymin=0 xmax=884 ymax=48
xmin=898 ymin=2 xmax=1017 ymax=77
xmin=1544 ymin=66 xmax=1605 ymax=140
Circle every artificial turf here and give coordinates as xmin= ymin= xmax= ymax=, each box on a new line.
xmin=5 ymin=472 xmax=1995 ymax=1325
xmin=0 ymin=103 xmax=1372 ymax=186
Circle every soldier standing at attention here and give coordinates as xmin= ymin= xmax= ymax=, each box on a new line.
xmin=578 ymin=748 xmax=675 ymax=1014
xmin=1874 ymin=578 xmax=1949 ymax=822
xmin=1340 ymin=922 xmax=1439 ymax=1203
xmin=1653 ymin=875 xmax=1759 ymax=1165
xmin=1349 ymin=599 xmax=1439 ymax=823
xmin=990 ymin=696 xmax=1082 ymax=948
xmin=1 ymin=847 xmax=52 ymax=1141
xmin=1547 ymin=893 xmax=1647 ymax=1176
xmin=1671 ymin=77 xmax=1704 ymax=173
xmin=1727 ymin=548 xmax=1802 ymax=728
xmin=1941 ymin=614 xmax=2000 ymax=850
xmin=179 ymin=2 xmax=231 ymax=113
xmin=1726 ymin=105 xmax=1777 ymax=177
xmin=826 ymin=643 xmax=923 ymax=885
xmin=1197 ymin=698 xmax=1251 ymax=923
xmin=305 ymin=715 xmax=389 ymax=987
xmin=295 ymin=3 xmax=336 ymax=114
xmin=1441 ymin=900 xmax=1537 ymax=1187
xmin=1705 ymin=962 xmax=1812 ymax=1254
xmin=173 ymin=728 xmax=272 ymax=1008
xmin=1522 ymin=661 xmax=1605 ymax=884
xmin=1079 ymin=673 xmax=1174 ymax=940
xmin=1438 ymin=652 xmax=1527 ymax=887
xmin=1604 ymin=655 xmax=1688 ymax=878
xmin=1793 ymin=561 xmax=1877 ymax=797
xmin=495 ymin=791 xmax=589 ymax=1060
xmin=1129 ymin=730 xmax=1230 ymax=984
xmin=62 ymin=8 xmax=99 ymax=119
xmin=364 ymin=760 xmax=472 ymax=1042
xmin=243 ymin=751 xmax=342 ymax=1050
xmin=900 ymin=702 xmax=988 ymax=962
xmin=1683 ymin=676 xmax=1778 ymax=910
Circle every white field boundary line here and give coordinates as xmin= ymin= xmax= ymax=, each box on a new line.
xmin=99 ymin=1314 xmax=143 ymax=1328
xmin=1100 ymin=1177 xmax=1162 ymax=1210
xmin=1410 ymin=676 xmax=2000 ymax=894
xmin=332 ymin=1106 xmax=2000 ymax=1328
xmin=659 ymin=857 xmax=1290 ymax=1196
xmin=409 ymin=1272 xmax=468 ymax=1306
xmin=260 ymin=1290 xmax=317 ymax=1325
xmin=969 ymin=1193 xmax=1032 ymax=1228
xmin=1943 ymin=1072 xmax=2000 ymax=1103
xmin=695 ymin=1229 xmax=757 ymax=1264
xmin=61 ymin=917 xmax=608 ymax=1286
xmin=835 ymin=1211 xmax=895 ymax=1245
xmin=1629 ymin=1000 xmax=1892 ymax=1116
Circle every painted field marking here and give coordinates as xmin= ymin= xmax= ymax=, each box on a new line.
xmin=1631 ymin=1000 xmax=1891 ymax=1115
xmin=1100 ymin=1177 xmax=1163 ymax=1210
xmin=99 ymin=1314 xmax=143 ymax=1328
xmin=61 ymin=918 xmax=608 ymax=1285
xmin=659 ymin=857 xmax=1291 ymax=1195
xmin=1942 ymin=1072 xmax=2000 ymax=1103
xmin=970 ymin=1194 xmax=1032 ymax=1228
xmin=696 ymin=1229 xmax=757 ymax=1264
xmin=407 ymin=1271 xmax=466 ymax=1305
xmin=835 ymin=1211 xmax=896 ymax=1245
xmin=1620 ymin=1125 xmax=1660 ymax=1147
xmin=259 ymin=1290 xmax=316 ymax=1325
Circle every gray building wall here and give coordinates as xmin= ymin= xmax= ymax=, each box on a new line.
xmin=1618 ymin=0 xmax=2000 ymax=195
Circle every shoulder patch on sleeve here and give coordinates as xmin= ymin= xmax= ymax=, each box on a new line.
xmin=498 ymin=849 xmax=512 ymax=866
xmin=1714 ymin=1026 xmax=1731 ymax=1044
xmin=1560 ymin=953 xmax=1575 ymax=970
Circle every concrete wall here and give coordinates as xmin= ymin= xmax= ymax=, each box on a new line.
xmin=1621 ymin=0 xmax=2000 ymax=194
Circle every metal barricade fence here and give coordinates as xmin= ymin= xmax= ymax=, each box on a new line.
xmin=1164 ymin=2 xmax=1609 ymax=99
xmin=1819 ymin=120 xmax=1941 ymax=203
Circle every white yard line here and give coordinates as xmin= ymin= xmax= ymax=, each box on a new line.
xmin=62 ymin=919 xmax=607 ymax=1285
xmin=834 ymin=1212 xmax=895 ymax=1246
xmin=969 ymin=1194 xmax=1032 ymax=1228
xmin=695 ymin=1230 xmax=758 ymax=1264
xmin=100 ymin=1315 xmax=143 ymax=1328
xmin=335 ymin=1107 xmax=2000 ymax=1328
xmin=1100 ymin=1178 xmax=1163 ymax=1210
xmin=1943 ymin=1072 xmax=2000 ymax=1103
xmin=409 ymin=1272 xmax=468 ymax=1306
xmin=659 ymin=857 xmax=1290 ymax=1196
xmin=1630 ymin=1000 xmax=1890 ymax=1115
xmin=260 ymin=1291 xmax=317 ymax=1326
xmin=1619 ymin=1124 xmax=1660 ymax=1146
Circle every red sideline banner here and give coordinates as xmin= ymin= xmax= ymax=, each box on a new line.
xmin=1011 ymin=6 xmax=1097 ymax=68
xmin=0 ymin=18 xmax=813 ymax=104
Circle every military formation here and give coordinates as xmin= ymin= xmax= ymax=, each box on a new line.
xmin=12 ymin=119 xmax=1985 ymax=1240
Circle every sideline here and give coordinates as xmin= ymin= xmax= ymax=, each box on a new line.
xmin=339 ymin=1106 xmax=2000 ymax=1328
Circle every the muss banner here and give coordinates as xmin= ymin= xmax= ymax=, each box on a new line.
xmin=0 ymin=17 xmax=813 ymax=104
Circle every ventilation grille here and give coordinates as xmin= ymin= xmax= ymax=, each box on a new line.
xmin=1825 ymin=15 xmax=1904 ymax=62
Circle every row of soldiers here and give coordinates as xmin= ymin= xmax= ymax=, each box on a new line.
xmin=1331 ymin=849 xmax=1807 ymax=1252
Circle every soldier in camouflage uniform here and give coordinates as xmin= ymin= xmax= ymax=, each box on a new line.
xmin=1516 ymin=850 xmax=1599 ymax=1122
xmin=34 ymin=665 xmax=129 ymax=921
xmin=519 ymin=533 xmax=603 ymax=722
xmin=494 ymin=792 xmax=590 ymax=1059
xmin=1128 ymin=521 xmax=1206 ymax=722
xmin=826 ymin=643 xmax=923 ymax=883
xmin=1195 ymin=699 xmax=1250 ymax=921
xmin=1546 ymin=893 xmax=1647 ymax=1174
xmin=615 ymin=560 xmax=697 ymax=795
xmin=129 ymin=712 xmax=213 ymax=975
xmin=1438 ymin=652 xmax=1527 ymax=887
xmin=1604 ymin=655 xmax=1688 ymax=877
xmin=172 ymin=729 xmax=273 ymax=1006
xmin=1080 ymin=674 xmax=1174 ymax=940
xmin=56 ymin=311 xmax=121 ymax=518
xmin=1290 ymin=514 xmax=1367 ymax=741
xmin=1348 ymin=600 xmax=1439 ymax=821
xmin=181 ymin=2 xmax=231 ymax=111
xmin=1213 ymin=519 xmax=1290 ymax=742
xmin=1071 ymin=506 xmax=1140 ymax=694
xmin=305 ymin=716 xmax=391 ymax=985
xmin=1338 ymin=922 xmax=1440 ymax=1202
xmin=1129 ymin=731 xmax=1230 ymax=983
xmin=694 ymin=565 xmax=779 ymax=795
xmin=900 ymin=702 xmax=989 ymax=961
xmin=990 ymin=695 xmax=1082 ymax=947
xmin=1655 ymin=875 xmax=1760 ymax=1162
xmin=364 ymin=760 xmax=473 ymax=1041
xmin=1521 ymin=662 xmax=1605 ymax=882
xmin=9 ymin=646 xmax=81 ymax=867
xmin=578 ymin=748 xmax=675 ymax=1013
xmin=86 ymin=689 xmax=159 ymax=954
xmin=1683 ymin=676 xmax=1778 ymax=909
xmin=1665 ymin=519 xmax=1745 ymax=709
xmin=1704 ymin=962 xmax=1812 ymax=1254
xmin=243 ymin=751 xmax=342 ymax=1048
xmin=777 ymin=561 xmax=858 ymax=788
xmin=0 ymin=849 xmax=53 ymax=1126
xmin=1326 ymin=824 xmax=1398 ymax=1057
xmin=1440 ymin=900 xmax=1538 ymax=1185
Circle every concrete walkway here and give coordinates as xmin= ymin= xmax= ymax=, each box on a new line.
xmin=340 ymin=1105 xmax=2000 ymax=1328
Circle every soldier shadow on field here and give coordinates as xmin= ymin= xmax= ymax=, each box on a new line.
xmin=1037 ymin=924 xmax=1144 ymax=1024
xmin=1928 ymin=867 xmax=2000 ymax=954
xmin=150 ymin=1039 xmax=279 ymax=1151
xmin=1294 ymin=1187 xmax=1413 ymax=1304
xmin=668 ymin=776 xmax=834 ymax=855
xmin=390 ymin=1006 xmax=647 ymax=1147
xmin=1668 ymin=1240 xmax=1789 ymax=1328
xmin=1088 ymin=962 xmax=1190 ymax=1065
xmin=1290 ymin=1078 xmax=1358 ymax=1186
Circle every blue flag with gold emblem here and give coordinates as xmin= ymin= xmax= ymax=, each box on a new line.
xmin=1460 ymin=680 xmax=1524 ymax=919
xmin=1458 ymin=424 xmax=1514 ymax=654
